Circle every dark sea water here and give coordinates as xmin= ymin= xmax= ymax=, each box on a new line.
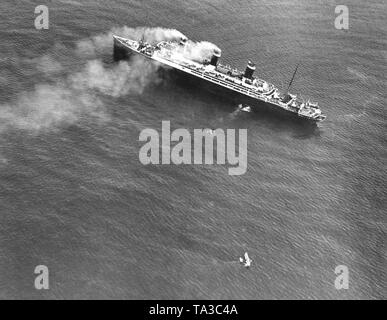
xmin=0 ymin=0 xmax=385 ymax=299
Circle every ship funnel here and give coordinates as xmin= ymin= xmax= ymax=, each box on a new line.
xmin=244 ymin=61 xmax=256 ymax=79
xmin=210 ymin=50 xmax=221 ymax=67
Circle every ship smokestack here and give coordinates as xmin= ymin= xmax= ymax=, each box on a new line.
xmin=244 ymin=61 xmax=256 ymax=79
xmin=210 ymin=50 xmax=221 ymax=67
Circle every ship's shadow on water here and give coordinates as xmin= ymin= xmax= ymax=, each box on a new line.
xmin=141 ymin=67 xmax=322 ymax=139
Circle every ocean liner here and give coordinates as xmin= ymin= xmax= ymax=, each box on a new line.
xmin=113 ymin=34 xmax=326 ymax=122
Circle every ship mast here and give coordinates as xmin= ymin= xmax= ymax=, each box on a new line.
xmin=287 ymin=63 xmax=299 ymax=93
xmin=138 ymin=33 xmax=146 ymax=50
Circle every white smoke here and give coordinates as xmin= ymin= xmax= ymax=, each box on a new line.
xmin=76 ymin=26 xmax=187 ymax=58
xmin=34 ymin=54 xmax=64 ymax=75
xmin=76 ymin=25 xmax=220 ymax=63
xmin=0 ymin=27 xmax=179 ymax=133
xmin=70 ymin=56 xmax=161 ymax=98
xmin=0 ymin=84 xmax=104 ymax=132
xmin=0 ymin=26 xmax=221 ymax=134
xmin=177 ymin=40 xmax=221 ymax=63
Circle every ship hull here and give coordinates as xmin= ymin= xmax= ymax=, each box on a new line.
xmin=113 ymin=38 xmax=322 ymax=123
xmin=167 ymin=68 xmax=304 ymax=121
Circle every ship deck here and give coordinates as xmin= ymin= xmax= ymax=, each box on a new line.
xmin=152 ymin=52 xmax=288 ymax=111
xmin=113 ymin=35 xmax=325 ymax=122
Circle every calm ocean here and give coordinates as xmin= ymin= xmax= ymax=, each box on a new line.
xmin=0 ymin=0 xmax=385 ymax=299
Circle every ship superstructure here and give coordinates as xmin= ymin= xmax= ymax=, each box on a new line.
xmin=113 ymin=35 xmax=326 ymax=122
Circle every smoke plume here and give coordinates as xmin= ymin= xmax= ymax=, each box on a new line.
xmin=0 ymin=26 xmax=221 ymax=134
xmin=76 ymin=26 xmax=187 ymax=58
xmin=178 ymin=40 xmax=221 ymax=63
xmin=0 ymin=27 xmax=183 ymax=133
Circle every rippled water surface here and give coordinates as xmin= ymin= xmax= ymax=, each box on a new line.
xmin=0 ymin=0 xmax=385 ymax=299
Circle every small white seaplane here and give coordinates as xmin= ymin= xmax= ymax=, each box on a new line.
xmin=237 ymin=104 xmax=252 ymax=112
xmin=239 ymin=252 xmax=252 ymax=268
